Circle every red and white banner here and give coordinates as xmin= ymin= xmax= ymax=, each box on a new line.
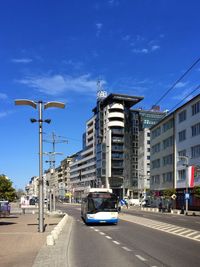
xmin=188 ymin=166 xmax=195 ymax=188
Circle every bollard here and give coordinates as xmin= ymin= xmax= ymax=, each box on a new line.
xmin=46 ymin=235 xmax=55 ymax=246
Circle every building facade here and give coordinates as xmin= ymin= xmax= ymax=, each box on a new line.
xmin=150 ymin=94 xmax=200 ymax=210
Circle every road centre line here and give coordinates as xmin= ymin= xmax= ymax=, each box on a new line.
xmin=135 ymin=255 xmax=147 ymax=261
xmin=99 ymin=232 xmax=105 ymax=235
xmin=105 ymin=235 xmax=112 ymax=239
xmin=94 ymin=229 xmax=99 ymax=232
xmin=122 ymin=246 xmax=132 ymax=252
xmin=112 ymin=240 xmax=120 ymax=245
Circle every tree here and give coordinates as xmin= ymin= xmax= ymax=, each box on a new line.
xmin=163 ymin=188 xmax=176 ymax=199
xmin=193 ymin=186 xmax=200 ymax=198
xmin=0 ymin=174 xmax=16 ymax=202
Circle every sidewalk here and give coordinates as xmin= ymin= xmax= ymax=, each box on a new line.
xmin=0 ymin=206 xmax=63 ymax=267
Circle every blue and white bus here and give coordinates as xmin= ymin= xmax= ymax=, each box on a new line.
xmin=81 ymin=188 xmax=119 ymax=224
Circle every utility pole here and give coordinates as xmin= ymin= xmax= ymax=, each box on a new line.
xmin=44 ymin=132 xmax=68 ymax=210
xmin=178 ymin=156 xmax=189 ymax=215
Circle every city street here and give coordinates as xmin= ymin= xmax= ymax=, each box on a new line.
xmin=58 ymin=203 xmax=200 ymax=267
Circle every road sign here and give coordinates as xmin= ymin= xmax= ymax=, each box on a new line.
xmin=171 ymin=194 xmax=177 ymax=200
xmin=185 ymin=193 xmax=190 ymax=200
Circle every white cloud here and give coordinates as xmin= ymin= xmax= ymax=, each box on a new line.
xmin=63 ymin=59 xmax=84 ymax=69
xmin=132 ymin=48 xmax=149 ymax=54
xmin=0 ymin=111 xmax=7 ymax=118
xmin=122 ymin=35 xmax=131 ymax=41
xmin=96 ymin=23 xmax=103 ymax=37
xmin=172 ymin=88 xmax=192 ymax=101
xmin=0 ymin=93 xmax=8 ymax=99
xmin=108 ymin=0 xmax=119 ymax=6
xmin=174 ymin=81 xmax=188 ymax=88
xmin=151 ymin=45 xmax=160 ymax=51
xmin=11 ymin=58 xmax=32 ymax=63
xmin=18 ymin=74 xmax=106 ymax=96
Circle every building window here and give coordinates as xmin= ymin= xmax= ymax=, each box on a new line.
xmin=163 ymin=136 xmax=174 ymax=149
xmin=163 ymin=154 xmax=173 ymax=166
xmin=178 ymin=130 xmax=186 ymax=142
xmin=152 ymin=159 xmax=160 ymax=169
xmin=191 ymin=122 xmax=200 ymax=137
xmin=192 ymin=101 xmax=200 ymax=116
xmin=152 ymin=143 xmax=160 ymax=154
xmin=178 ymin=150 xmax=186 ymax=157
xmin=163 ymin=119 xmax=173 ymax=132
xmin=163 ymin=172 xmax=173 ymax=183
xmin=151 ymin=175 xmax=160 ymax=184
xmin=147 ymin=132 xmax=150 ymax=137
xmin=191 ymin=145 xmax=200 ymax=158
xmin=178 ymin=110 xmax=186 ymax=123
xmin=147 ymin=140 xmax=150 ymax=145
xmin=178 ymin=169 xmax=186 ymax=181
xmin=151 ymin=127 xmax=161 ymax=139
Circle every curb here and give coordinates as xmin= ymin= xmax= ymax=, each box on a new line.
xmin=46 ymin=213 xmax=69 ymax=246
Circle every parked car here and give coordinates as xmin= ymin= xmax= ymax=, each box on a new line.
xmin=0 ymin=200 xmax=10 ymax=217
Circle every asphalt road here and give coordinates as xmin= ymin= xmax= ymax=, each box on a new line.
xmin=58 ymin=204 xmax=200 ymax=267
xmin=122 ymin=207 xmax=200 ymax=231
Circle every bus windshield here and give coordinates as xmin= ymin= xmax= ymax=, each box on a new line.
xmin=87 ymin=193 xmax=118 ymax=213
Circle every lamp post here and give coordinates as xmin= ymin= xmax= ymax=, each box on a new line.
xmin=15 ymin=99 xmax=65 ymax=232
xmin=178 ymin=155 xmax=189 ymax=215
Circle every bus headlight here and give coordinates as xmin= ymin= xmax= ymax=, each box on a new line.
xmin=87 ymin=214 xmax=95 ymax=218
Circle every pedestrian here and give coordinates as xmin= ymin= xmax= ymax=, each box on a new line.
xmin=125 ymin=198 xmax=129 ymax=209
xmin=159 ymin=201 xmax=162 ymax=212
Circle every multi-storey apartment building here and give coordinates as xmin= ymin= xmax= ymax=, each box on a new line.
xmin=70 ymin=115 xmax=96 ymax=201
xmin=56 ymin=91 xmax=166 ymax=201
xmin=175 ymin=94 xmax=200 ymax=209
xmin=150 ymin=93 xmax=200 ymax=210
xmin=135 ymin=108 xmax=166 ymax=197
xmin=150 ymin=113 xmax=174 ymax=194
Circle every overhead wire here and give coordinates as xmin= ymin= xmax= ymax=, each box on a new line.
xmin=153 ymin=57 xmax=200 ymax=106
xmin=167 ymin=84 xmax=200 ymax=113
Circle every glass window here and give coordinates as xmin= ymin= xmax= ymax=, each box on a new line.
xmin=178 ymin=169 xmax=186 ymax=181
xmin=191 ymin=145 xmax=200 ymax=158
xmin=178 ymin=130 xmax=186 ymax=142
xmin=163 ymin=119 xmax=173 ymax=132
xmin=178 ymin=110 xmax=186 ymax=123
xmin=178 ymin=150 xmax=186 ymax=157
xmin=191 ymin=123 xmax=200 ymax=137
xmin=192 ymin=101 xmax=200 ymax=116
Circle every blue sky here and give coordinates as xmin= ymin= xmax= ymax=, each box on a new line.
xmin=1 ymin=0 xmax=200 ymax=189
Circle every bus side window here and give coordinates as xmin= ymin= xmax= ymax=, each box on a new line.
xmin=88 ymin=199 xmax=95 ymax=212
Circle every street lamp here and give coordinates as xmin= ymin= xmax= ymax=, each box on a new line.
xmin=178 ymin=155 xmax=189 ymax=215
xmin=15 ymin=99 xmax=65 ymax=232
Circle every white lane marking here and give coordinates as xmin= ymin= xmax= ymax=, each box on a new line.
xmin=122 ymin=246 xmax=132 ymax=252
xmin=185 ymin=231 xmax=198 ymax=237
xmin=112 ymin=240 xmax=120 ymax=245
xmin=120 ymin=214 xmax=200 ymax=242
xmin=105 ymin=235 xmax=112 ymax=239
xmin=194 ymin=234 xmax=200 ymax=239
xmin=135 ymin=255 xmax=147 ymax=261
xmin=99 ymin=232 xmax=105 ymax=235
xmin=90 ymin=226 xmax=94 ymax=229
xmin=94 ymin=229 xmax=99 ymax=232
xmin=177 ymin=229 xmax=192 ymax=235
